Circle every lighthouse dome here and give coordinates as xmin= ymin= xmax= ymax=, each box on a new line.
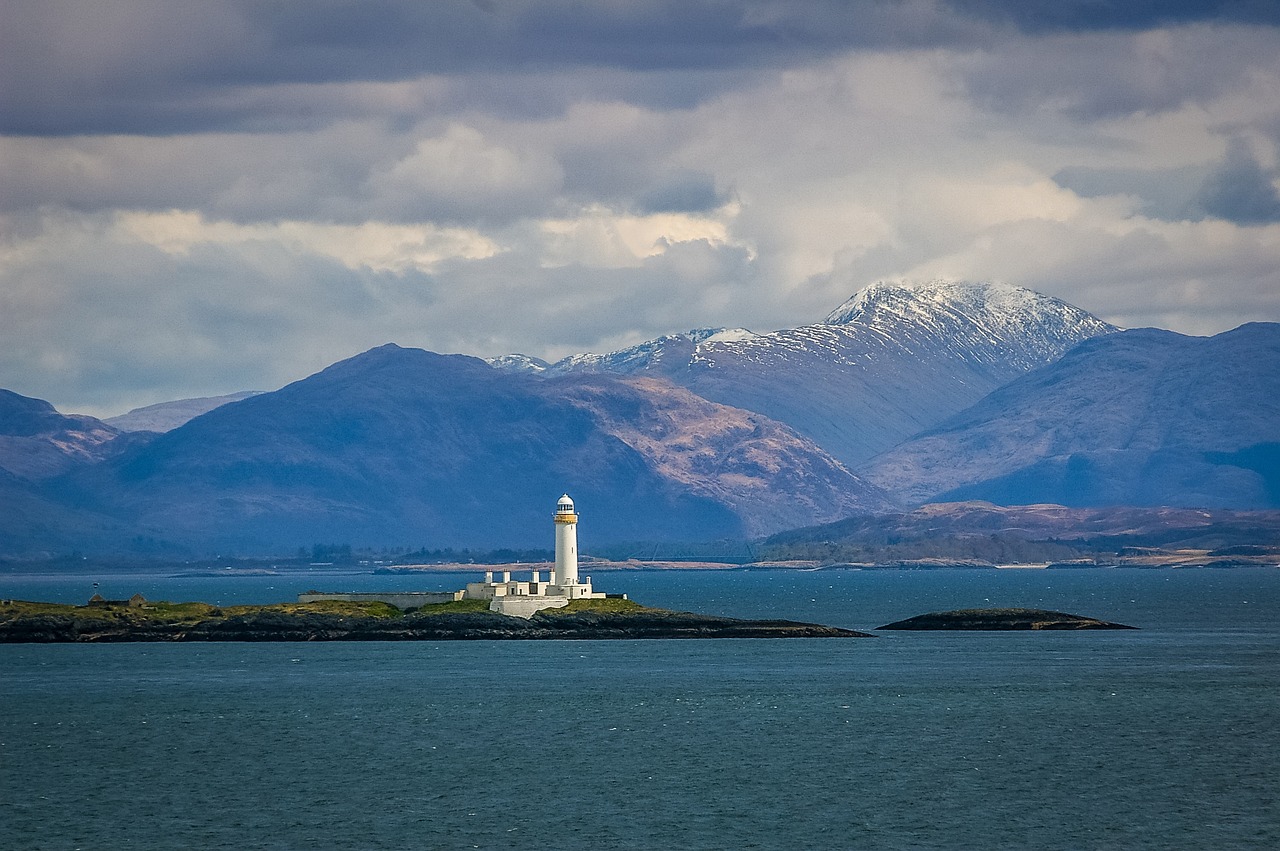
xmin=556 ymin=494 xmax=575 ymax=512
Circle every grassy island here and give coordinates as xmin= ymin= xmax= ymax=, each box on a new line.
xmin=0 ymin=597 xmax=871 ymax=642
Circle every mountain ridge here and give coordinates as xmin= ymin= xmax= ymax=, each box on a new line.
xmin=860 ymin=322 xmax=1280 ymax=508
xmin=40 ymin=344 xmax=884 ymax=553
xmin=494 ymin=279 xmax=1118 ymax=466
xmin=105 ymin=391 xmax=265 ymax=433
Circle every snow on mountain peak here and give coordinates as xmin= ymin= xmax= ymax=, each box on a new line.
xmin=701 ymin=328 xmax=759 ymax=344
xmin=822 ymin=279 xmax=1117 ymax=362
xmin=485 ymin=353 xmax=549 ymax=373
xmin=491 ymin=280 xmax=1114 ymax=383
xmin=826 ymin=279 xmax=1041 ymax=325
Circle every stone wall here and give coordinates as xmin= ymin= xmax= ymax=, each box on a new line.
xmin=489 ymin=596 xmax=570 ymax=618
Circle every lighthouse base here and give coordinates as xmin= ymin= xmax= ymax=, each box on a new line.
xmin=489 ymin=595 xmax=572 ymax=618
xmin=462 ymin=571 xmax=607 ymax=619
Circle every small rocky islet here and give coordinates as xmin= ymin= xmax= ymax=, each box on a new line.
xmin=878 ymin=607 xmax=1137 ymax=630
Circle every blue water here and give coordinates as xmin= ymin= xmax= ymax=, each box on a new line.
xmin=3 ymin=568 xmax=1278 ymax=849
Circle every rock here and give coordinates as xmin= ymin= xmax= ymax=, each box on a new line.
xmin=877 ymin=607 xmax=1136 ymax=630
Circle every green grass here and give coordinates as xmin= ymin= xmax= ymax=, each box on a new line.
xmin=411 ymin=598 xmax=493 ymax=614
xmin=0 ymin=598 xmax=404 ymax=624
xmin=0 ymin=595 xmax=652 ymax=627
xmin=545 ymin=597 xmax=648 ymax=614
xmin=225 ymin=600 xmax=404 ymax=618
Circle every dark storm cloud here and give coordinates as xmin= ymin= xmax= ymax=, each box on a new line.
xmin=1193 ymin=138 xmax=1280 ymax=224
xmin=635 ymin=173 xmax=728 ymax=215
xmin=1053 ymin=164 xmax=1214 ymax=221
xmin=951 ymin=0 xmax=1280 ymax=32
xmin=0 ymin=0 xmax=913 ymax=135
xmin=958 ymin=24 xmax=1279 ymax=120
xmin=7 ymin=0 xmax=1272 ymax=136
xmin=1060 ymin=140 xmax=1280 ymax=226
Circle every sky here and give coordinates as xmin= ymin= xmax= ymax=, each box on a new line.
xmin=3 ymin=1 xmax=1280 ymax=417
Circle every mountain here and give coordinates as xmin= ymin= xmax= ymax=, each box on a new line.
xmin=498 ymin=280 xmax=1117 ymax=466
xmin=861 ymin=323 xmax=1280 ymax=508
xmin=0 ymin=390 xmax=156 ymax=555
xmin=0 ymin=389 xmax=128 ymax=480
xmin=555 ymin=375 xmax=886 ymax=535
xmin=535 ymin=328 xmax=761 ymax=376
xmin=54 ymin=345 xmax=884 ymax=553
xmin=105 ymin=391 xmax=265 ymax=433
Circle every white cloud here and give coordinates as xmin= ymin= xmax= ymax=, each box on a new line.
xmin=366 ymin=124 xmax=566 ymax=221
xmin=538 ymin=204 xmax=742 ymax=268
xmin=112 ymin=210 xmax=500 ymax=273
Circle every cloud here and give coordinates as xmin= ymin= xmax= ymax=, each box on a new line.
xmin=1192 ymin=137 xmax=1280 ymax=224
xmin=9 ymin=1 xmax=1274 ymax=135
xmin=957 ymin=24 xmax=1280 ymax=119
xmin=0 ymin=203 xmax=757 ymax=415
xmin=366 ymin=124 xmax=566 ymax=223
xmin=3 ymin=4 xmax=1280 ymax=413
xmin=635 ymin=171 xmax=727 ymax=214
xmin=0 ymin=210 xmax=449 ymax=415
xmin=1052 ymin=163 xmax=1214 ymax=221
xmin=951 ymin=0 xmax=1280 ymax=33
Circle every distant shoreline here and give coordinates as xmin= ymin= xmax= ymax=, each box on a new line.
xmin=2 ymin=558 xmax=1276 ymax=580
xmin=376 ymin=557 xmax=1279 ymax=573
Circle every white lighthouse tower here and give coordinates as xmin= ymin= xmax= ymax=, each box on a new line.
xmin=459 ymin=493 xmax=608 ymax=615
xmin=553 ymin=493 xmax=579 ymax=587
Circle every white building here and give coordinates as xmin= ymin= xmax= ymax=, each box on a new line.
xmin=463 ymin=494 xmax=608 ymax=617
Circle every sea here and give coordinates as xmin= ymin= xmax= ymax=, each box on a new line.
xmin=2 ymin=566 xmax=1277 ymax=850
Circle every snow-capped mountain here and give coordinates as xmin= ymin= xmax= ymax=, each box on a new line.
xmin=483 ymin=353 xmax=551 ymax=374
xmin=523 ymin=328 xmax=760 ymax=377
xmin=497 ymin=280 xmax=1117 ymax=466
xmin=822 ymin=280 xmax=1116 ymax=372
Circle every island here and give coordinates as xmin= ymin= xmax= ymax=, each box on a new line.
xmin=0 ymin=597 xmax=872 ymax=642
xmin=877 ymin=608 xmax=1137 ymax=630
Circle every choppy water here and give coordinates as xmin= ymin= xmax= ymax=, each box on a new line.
xmin=3 ymin=568 xmax=1278 ymax=849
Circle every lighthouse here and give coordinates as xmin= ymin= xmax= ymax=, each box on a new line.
xmin=454 ymin=493 xmax=608 ymax=616
xmin=554 ymin=493 xmax=579 ymax=586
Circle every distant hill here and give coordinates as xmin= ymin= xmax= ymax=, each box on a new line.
xmin=861 ymin=323 xmax=1280 ymax=508
xmin=105 ymin=391 xmax=265 ymax=433
xmin=554 ymin=375 xmax=887 ymax=535
xmin=0 ymin=389 xmax=128 ymax=480
xmin=0 ymin=391 xmax=154 ymax=555
xmin=758 ymin=501 xmax=1280 ymax=564
xmin=497 ymin=280 xmax=1117 ymax=466
xmin=53 ymin=345 xmax=884 ymax=553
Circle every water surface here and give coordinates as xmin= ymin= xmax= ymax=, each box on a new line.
xmin=3 ymin=568 xmax=1278 ymax=849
